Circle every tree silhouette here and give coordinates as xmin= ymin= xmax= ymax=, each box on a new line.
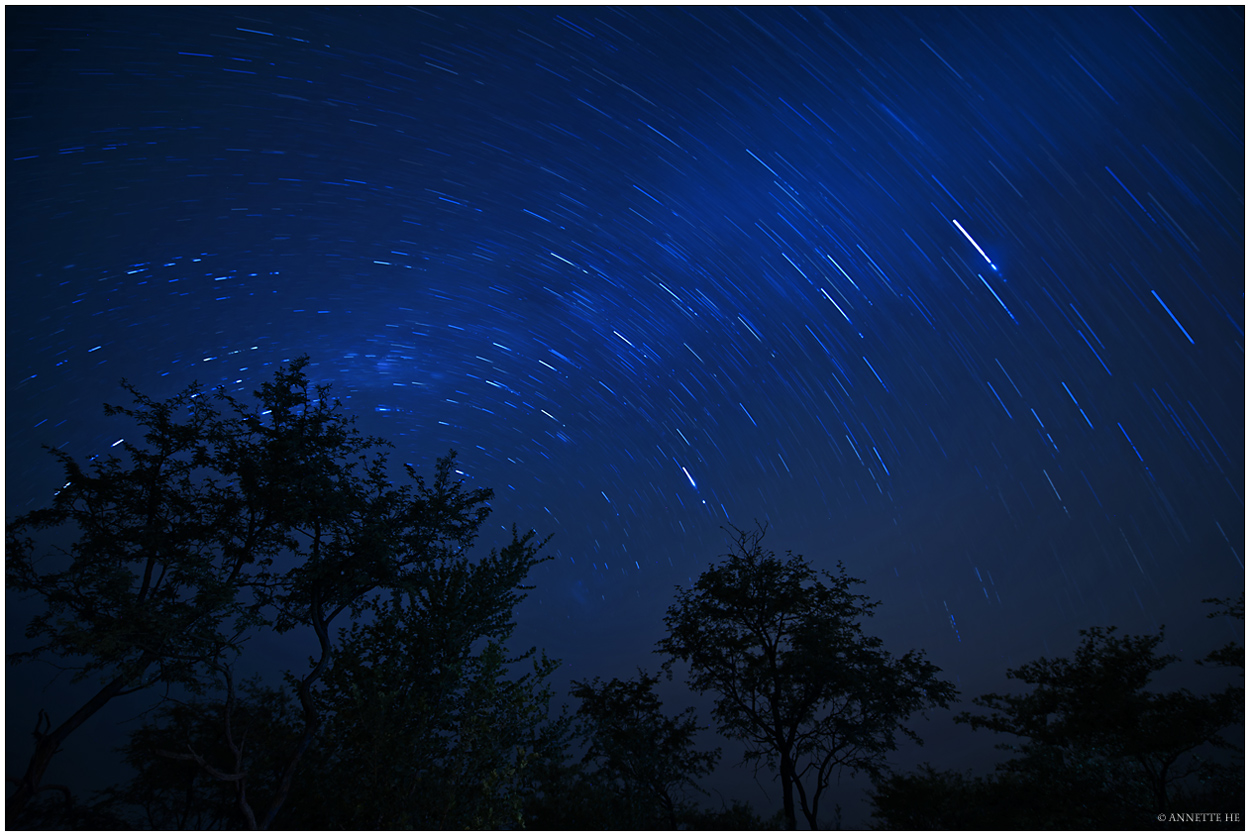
xmin=93 ymin=679 xmax=298 ymax=829
xmin=954 ymin=617 xmax=1243 ymax=819
xmin=570 ymin=670 xmax=720 ymax=828
xmin=271 ymin=529 xmax=560 ymax=829
xmin=7 ymin=357 xmax=555 ymax=829
xmin=7 ymin=363 xmax=308 ymax=823
xmin=656 ymin=523 xmax=957 ymax=829
xmin=1192 ymin=596 xmax=1245 ymax=810
xmin=869 ymin=749 xmax=1153 ymax=829
xmin=874 ymin=604 xmax=1244 ymax=828
xmin=1199 ymin=596 xmax=1245 ymax=673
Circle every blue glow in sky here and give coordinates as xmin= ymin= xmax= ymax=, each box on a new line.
xmin=6 ymin=6 xmax=1243 ymax=822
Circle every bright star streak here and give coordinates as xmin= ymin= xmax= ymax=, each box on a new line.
xmin=1151 ymin=290 xmax=1195 ymax=345
xmin=952 ymin=218 xmax=997 ymax=269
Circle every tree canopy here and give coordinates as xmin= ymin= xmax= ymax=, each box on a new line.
xmin=7 ymin=358 xmax=554 ymax=828
xmin=8 ymin=365 xmax=301 ymax=821
xmin=872 ymin=601 xmax=1245 ymax=829
xmin=569 ymin=670 xmax=720 ymax=828
xmin=656 ymin=524 xmax=958 ymax=829
xmin=956 ymin=623 xmax=1242 ymax=813
xmin=8 ymin=358 xmax=1239 ymax=829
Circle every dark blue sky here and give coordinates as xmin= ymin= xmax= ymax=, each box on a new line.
xmin=6 ymin=6 xmax=1244 ymax=824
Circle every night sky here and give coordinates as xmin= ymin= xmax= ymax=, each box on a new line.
xmin=6 ymin=6 xmax=1244 ymax=823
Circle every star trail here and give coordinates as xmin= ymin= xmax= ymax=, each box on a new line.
xmin=6 ymin=6 xmax=1244 ymax=816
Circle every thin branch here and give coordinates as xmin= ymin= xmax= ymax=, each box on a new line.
xmin=155 ymin=747 xmax=247 ymax=782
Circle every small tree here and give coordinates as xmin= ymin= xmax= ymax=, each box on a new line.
xmin=89 ymin=516 xmax=559 ymax=830
xmin=571 ymin=670 xmax=720 ymax=828
xmin=870 ymin=764 xmax=1004 ymax=830
xmin=657 ymin=524 xmax=957 ymax=829
xmin=956 ymin=622 xmax=1243 ymax=814
xmin=1192 ymin=596 xmax=1245 ymax=810
xmin=1200 ymin=597 xmax=1245 ymax=667
xmin=869 ymin=750 xmax=1151 ymax=829
xmin=94 ymin=678 xmax=299 ymax=829
xmin=271 ymin=529 xmax=559 ymax=829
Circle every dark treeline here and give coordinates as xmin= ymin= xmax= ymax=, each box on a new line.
xmin=7 ymin=360 xmax=1243 ymax=829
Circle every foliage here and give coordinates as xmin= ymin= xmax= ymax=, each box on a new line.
xmin=6 ymin=362 xmax=317 ymax=822
xmin=1200 ymin=596 xmax=1246 ymax=671
xmin=955 ymin=623 xmax=1242 ymax=814
xmin=89 ymin=679 xmax=299 ymax=829
xmin=93 ymin=526 xmax=559 ymax=830
xmin=28 ymin=357 xmax=1235 ymax=830
xmin=8 ymin=357 xmax=559 ymax=829
xmin=677 ymin=798 xmax=785 ymax=830
xmin=873 ymin=600 xmax=1246 ymax=829
xmin=869 ymin=750 xmax=1155 ymax=831
xmin=1191 ymin=596 xmax=1245 ymax=816
xmin=569 ymin=669 xmax=720 ymax=828
xmin=518 ymin=745 xmax=608 ymax=829
xmin=7 ymin=793 xmax=134 ymax=831
xmin=656 ymin=523 xmax=958 ymax=829
xmin=520 ymin=745 xmax=779 ymax=830
xmin=873 ymin=601 xmax=1245 ymax=829
xmin=272 ymin=528 xmax=560 ymax=829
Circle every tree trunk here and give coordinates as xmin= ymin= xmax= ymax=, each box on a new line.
xmin=7 ymin=672 xmax=138 ymax=826
xmin=779 ymin=750 xmax=798 ymax=829
xmin=257 ymin=579 xmax=331 ymax=830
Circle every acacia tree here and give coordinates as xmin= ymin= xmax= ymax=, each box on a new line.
xmin=8 ymin=356 xmax=553 ymax=829
xmin=6 ymin=366 xmax=303 ymax=823
xmin=657 ymin=524 xmax=957 ymax=830
xmin=134 ymin=373 xmax=551 ymax=829
xmin=570 ymin=670 xmax=720 ymax=828
xmin=220 ymin=383 xmax=512 ymax=827
xmin=102 ymin=531 xmax=559 ymax=829
xmin=270 ymin=528 xmax=560 ymax=829
xmin=956 ymin=619 xmax=1243 ymax=814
